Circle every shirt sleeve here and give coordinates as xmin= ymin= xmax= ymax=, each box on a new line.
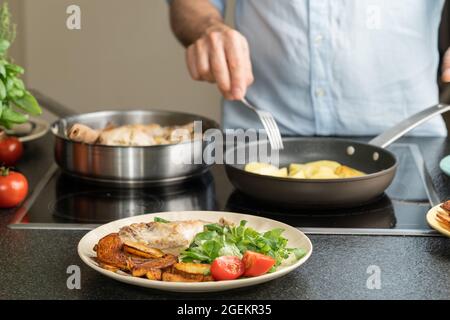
xmin=166 ymin=0 xmax=227 ymax=17
xmin=208 ymin=0 xmax=227 ymax=16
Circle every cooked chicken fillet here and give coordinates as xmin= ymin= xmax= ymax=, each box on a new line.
xmin=98 ymin=124 xmax=160 ymax=146
xmin=67 ymin=124 xmax=100 ymax=144
xmin=67 ymin=122 xmax=196 ymax=146
xmin=118 ymin=220 xmax=207 ymax=255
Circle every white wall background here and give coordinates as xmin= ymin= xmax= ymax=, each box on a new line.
xmin=7 ymin=0 xmax=234 ymax=123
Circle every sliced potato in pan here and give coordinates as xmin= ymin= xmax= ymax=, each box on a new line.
xmin=335 ymin=165 xmax=365 ymax=178
xmin=247 ymin=160 xmax=366 ymax=179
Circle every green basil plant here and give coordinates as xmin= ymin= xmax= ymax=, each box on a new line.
xmin=0 ymin=2 xmax=41 ymax=130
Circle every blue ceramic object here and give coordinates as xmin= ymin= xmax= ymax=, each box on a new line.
xmin=440 ymin=155 xmax=450 ymax=176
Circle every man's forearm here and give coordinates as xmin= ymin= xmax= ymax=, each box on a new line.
xmin=170 ymin=0 xmax=224 ymax=47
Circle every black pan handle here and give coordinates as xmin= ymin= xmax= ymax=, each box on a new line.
xmin=369 ymin=104 xmax=450 ymax=149
xmin=29 ymin=89 xmax=78 ymax=118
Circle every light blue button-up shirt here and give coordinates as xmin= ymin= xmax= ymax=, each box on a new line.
xmin=210 ymin=0 xmax=447 ymax=136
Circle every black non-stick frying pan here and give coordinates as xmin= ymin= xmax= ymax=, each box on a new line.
xmin=225 ymin=104 xmax=450 ymax=208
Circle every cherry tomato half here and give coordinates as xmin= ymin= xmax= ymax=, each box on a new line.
xmin=0 ymin=134 xmax=23 ymax=166
xmin=210 ymin=256 xmax=245 ymax=281
xmin=242 ymin=251 xmax=276 ymax=277
xmin=0 ymin=168 xmax=28 ymax=208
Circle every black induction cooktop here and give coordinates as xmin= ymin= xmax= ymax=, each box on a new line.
xmin=9 ymin=143 xmax=440 ymax=236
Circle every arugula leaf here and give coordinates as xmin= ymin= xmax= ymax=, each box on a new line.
xmin=202 ymin=240 xmax=222 ymax=259
xmin=290 ymin=248 xmax=307 ymax=260
xmin=204 ymin=223 xmax=224 ymax=233
xmin=154 ymin=217 xmax=170 ymax=223
xmin=218 ymin=242 xmax=242 ymax=258
xmin=179 ymin=247 xmax=211 ymax=263
xmin=193 ymin=230 xmax=218 ymax=244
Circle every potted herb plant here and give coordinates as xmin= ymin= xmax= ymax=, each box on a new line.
xmin=0 ymin=2 xmax=41 ymax=166
xmin=0 ymin=2 xmax=41 ymax=132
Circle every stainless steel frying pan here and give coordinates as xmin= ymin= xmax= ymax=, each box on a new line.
xmin=225 ymin=104 xmax=450 ymax=208
xmin=31 ymin=90 xmax=219 ymax=186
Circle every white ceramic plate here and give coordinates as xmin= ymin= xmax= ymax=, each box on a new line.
xmin=78 ymin=211 xmax=313 ymax=293
xmin=427 ymin=204 xmax=450 ymax=238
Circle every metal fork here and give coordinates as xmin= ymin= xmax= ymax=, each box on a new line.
xmin=241 ymin=97 xmax=284 ymax=150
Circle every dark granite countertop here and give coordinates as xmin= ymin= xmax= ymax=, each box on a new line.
xmin=1 ymin=133 xmax=450 ymax=300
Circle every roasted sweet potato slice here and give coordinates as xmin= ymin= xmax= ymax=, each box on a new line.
xmin=441 ymin=200 xmax=450 ymax=212
xmin=436 ymin=215 xmax=450 ymax=231
xmin=98 ymin=262 xmax=120 ymax=272
xmin=146 ymin=269 xmax=162 ymax=281
xmin=132 ymin=267 xmax=150 ymax=277
xmin=162 ymin=272 xmax=204 ymax=283
xmin=123 ymin=254 xmax=146 ymax=262
xmin=124 ymin=246 xmax=156 ymax=259
xmin=173 ymin=262 xmax=211 ymax=275
xmin=138 ymin=254 xmax=177 ymax=269
xmin=202 ymin=275 xmax=214 ymax=282
xmin=437 ymin=211 xmax=450 ymax=223
xmin=123 ymin=241 xmax=164 ymax=258
xmin=131 ymin=254 xmax=177 ymax=277
xmin=96 ymin=233 xmax=130 ymax=271
xmin=174 ymin=272 xmax=214 ymax=282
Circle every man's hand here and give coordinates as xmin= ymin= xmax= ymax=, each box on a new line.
xmin=186 ymin=23 xmax=254 ymax=100
xmin=442 ymin=48 xmax=450 ymax=82
xmin=170 ymin=0 xmax=253 ymax=100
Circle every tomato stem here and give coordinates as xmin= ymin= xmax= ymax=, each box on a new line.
xmin=0 ymin=167 xmax=9 ymax=176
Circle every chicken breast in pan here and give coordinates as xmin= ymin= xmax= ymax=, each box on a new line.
xmin=98 ymin=124 xmax=161 ymax=146
xmin=68 ymin=122 xmax=196 ymax=146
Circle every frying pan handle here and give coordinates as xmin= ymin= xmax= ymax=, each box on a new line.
xmin=29 ymin=89 xmax=77 ymax=118
xmin=369 ymin=104 xmax=450 ymax=148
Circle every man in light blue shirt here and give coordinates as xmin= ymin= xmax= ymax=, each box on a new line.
xmin=169 ymin=0 xmax=449 ymax=136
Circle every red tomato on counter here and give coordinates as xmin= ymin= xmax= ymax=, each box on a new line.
xmin=0 ymin=168 xmax=28 ymax=208
xmin=211 ymin=256 xmax=245 ymax=281
xmin=242 ymin=251 xmax=276 ymax=277
xmin=0 ymin=135 xmax=23 ymax=166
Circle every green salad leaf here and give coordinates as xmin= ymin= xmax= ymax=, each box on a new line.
xmin=179 ymin=220 xmax=306 ymax=268
xmin=154 ymin=217 xmax=170 ymax=223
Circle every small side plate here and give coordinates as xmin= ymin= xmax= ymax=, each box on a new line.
xmin=426 ymin=204 xmax=450 ymax=238
xmin=5 ymin=118 xmax=50 ymax=143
